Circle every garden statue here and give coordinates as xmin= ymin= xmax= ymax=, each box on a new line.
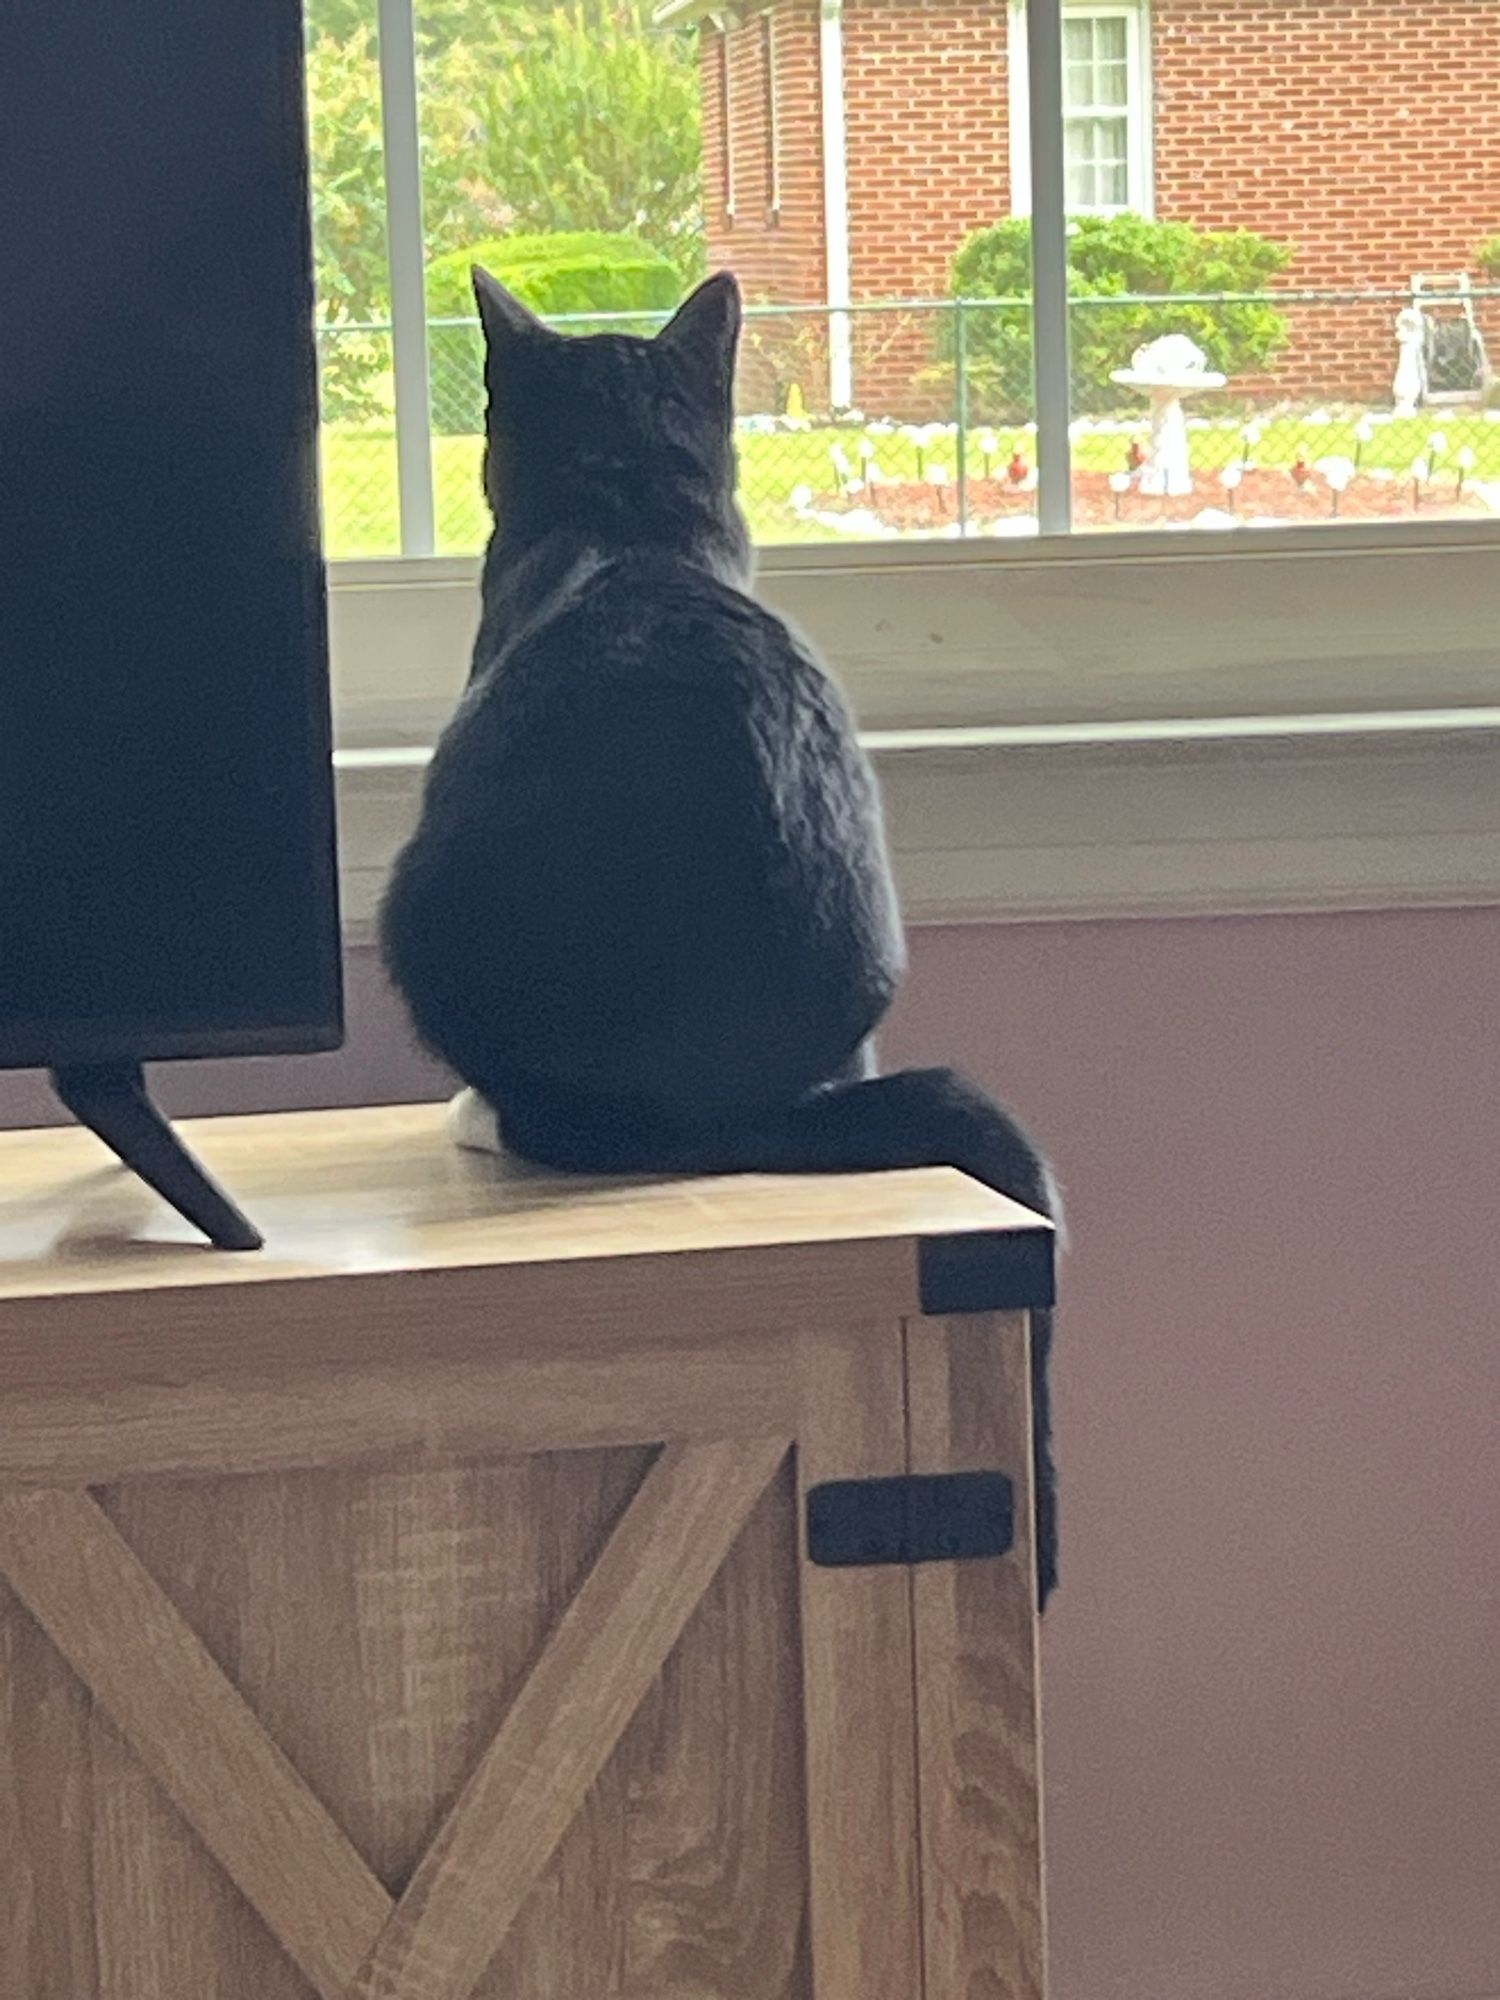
xmin=1392 ymin=306 xmax=1426 ymax=416
xmin=1110 ymin=334 xmax=1226 ymax=497
xmin=1314 ymin=455 xmax=1356 ymax=516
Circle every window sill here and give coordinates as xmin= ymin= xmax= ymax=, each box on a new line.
xmin=336 ymin=709 xmax=1500 ymax=937
xmin=327 ymin=521 xmax=1500 ymax=749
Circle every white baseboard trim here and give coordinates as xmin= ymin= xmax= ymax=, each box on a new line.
xmin=335 ymin=710 xmax=1500 ymax=937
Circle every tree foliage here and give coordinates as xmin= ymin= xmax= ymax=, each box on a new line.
xmin=474 ymin=2 xmax=704 ymax=274
xmin=304 ymin=25 xmax=397 ymax=416
xmin=305 ymin=25 xmax=392 ymax=328
xmin=304 ymin=0 xmax=703 ymax=418
xmin=304 ymin=0 xmax=702 ymax=325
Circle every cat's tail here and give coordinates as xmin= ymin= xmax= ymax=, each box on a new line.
xmin=734 ymin=1068 xmax=1060 ymax=1609
xmin=485 ymin=1065 xmax=1062 ymax=1606
xmin=728 ymin=1064 xmax=1056 ymax=1608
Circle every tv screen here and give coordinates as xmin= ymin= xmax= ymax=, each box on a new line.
xmin=0 ymin=0 xmax=342 ymax=1072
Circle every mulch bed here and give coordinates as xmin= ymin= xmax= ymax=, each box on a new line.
xmin=814 ymin=466 xmax=1492 ymax=530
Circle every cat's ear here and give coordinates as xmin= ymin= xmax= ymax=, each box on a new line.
xmin=474 ymin=268 xmax=548 ymax=437
xmin=472 ymin=266 xmax=548 ymax=351
xmin=656 ymin=272 xmax=741 ymax=401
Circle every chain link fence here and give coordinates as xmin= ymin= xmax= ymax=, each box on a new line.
xmin=314 ymin=324 xmax=399 ymax=556
xmin=317 ymin=289 xmax=1500 ymax=555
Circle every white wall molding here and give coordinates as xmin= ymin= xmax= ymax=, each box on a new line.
xmin=336 ymin=712 xmax=1500 ymax=937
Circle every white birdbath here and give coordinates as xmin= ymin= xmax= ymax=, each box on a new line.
xmin=1110 ymin=334 xmax=1226 ymax=498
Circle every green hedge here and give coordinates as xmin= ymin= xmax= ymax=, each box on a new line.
xmin=425 ymin=231 xmax=683 ymax=432
xmin=941 ymin=213 xmax=1292 ymax=419
xmin=425 ymin=229 xmax=683 ymax=318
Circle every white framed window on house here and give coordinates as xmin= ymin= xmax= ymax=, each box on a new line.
xmin=1009 ymin=1 xmax=1152 ymax=217
xmin=313 ymin=0 xmax=1500 ymax=931
xmin=1062 ymin=7 xmax=1147 ymax=212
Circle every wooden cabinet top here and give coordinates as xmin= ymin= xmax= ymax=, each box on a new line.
xmin=0 ymin=1102 xmax=1053 ymax=1327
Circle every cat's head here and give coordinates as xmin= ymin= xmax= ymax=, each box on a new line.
xmin=473 ymin=267 xmax=750 ymax=573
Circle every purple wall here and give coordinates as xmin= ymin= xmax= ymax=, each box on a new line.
xmin=0 ymin=947 xmax=449 ymax=1129
xmin=883 ymin=911 xmax=1500 ymax=2000
xmin=4 ymin=908 xmax=1498 ymax=2000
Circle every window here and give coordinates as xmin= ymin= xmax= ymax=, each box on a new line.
xmin=1009 ymin=1 xmax=1151 ymax=217
xmin=308 ymin=0 xmax=1500 ymax=782
xmin=1062 ymin=11 xmax=1142 ymax=212
xmin=306 ymin=0 xmax=1500 ymax=560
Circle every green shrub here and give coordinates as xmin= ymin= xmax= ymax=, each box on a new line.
xmin=1477 ymin=235 xmax=1500 ymax=280
xmin=942 ymin=213 xmax=1293 ymax=419
xmin=425 ymin=230 xmax=683 ymax=432
xmin=425 ymin=229 xmax=683 ymax=319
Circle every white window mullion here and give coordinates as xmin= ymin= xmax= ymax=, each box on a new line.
xmin=376 ymin=0 xmax=437 ymax=556
xmin=1025 ymin=0 xmax=1074 ymax=534
xmin=1128 ymin=0 xmax=1154 ymax=216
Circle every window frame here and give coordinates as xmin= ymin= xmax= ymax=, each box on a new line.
xmin=1008 ymin=0 xmax=1153 ymax=219
xmin=321 ymin=0 xmax=1500 ymax=883
xmin=1061 ymin=13 xmax=1132 ymax=211
xmin=328 ymin=519 xmax=1500 ymax=751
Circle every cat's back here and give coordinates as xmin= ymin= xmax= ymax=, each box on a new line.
xmin=385 ymin=546 xmax=903 ymax=1110
xmin=478 ymin=548 xmax=844 ymax=758
xmin=421 ymin=547 xmax=877 ymax=848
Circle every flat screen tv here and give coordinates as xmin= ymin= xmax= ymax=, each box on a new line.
xmin=0 ymin=0 xmax=342 ymax=1247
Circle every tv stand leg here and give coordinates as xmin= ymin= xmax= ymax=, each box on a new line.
xmin=49 ymin=1063 xmax=263 ymax=1251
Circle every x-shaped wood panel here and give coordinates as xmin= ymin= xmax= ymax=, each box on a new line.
xmin=0 ymin=1436 xmax=788 ymax=2000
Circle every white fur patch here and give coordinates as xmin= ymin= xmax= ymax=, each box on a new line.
xmin=445 ymin=1087 xmax=504 ymax=1155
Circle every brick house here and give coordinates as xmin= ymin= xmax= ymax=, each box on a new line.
xmin=660 ymin=0 xmax=1500 ymax=415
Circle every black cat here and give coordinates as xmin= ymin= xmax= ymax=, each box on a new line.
xmin=382 ymin=269 xmax=1063 ymax=1602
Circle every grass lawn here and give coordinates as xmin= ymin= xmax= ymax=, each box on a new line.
xmin=321 ymin=405 xmax=1500 ymax=558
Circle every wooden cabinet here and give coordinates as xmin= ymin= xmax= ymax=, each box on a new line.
xmin=0 ymin=1104 xmax=1052 ymax=2000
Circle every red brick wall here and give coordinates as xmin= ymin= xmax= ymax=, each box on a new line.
xmin=699 ymin=0 xmax=1010 ymax=414
xmin=843 ymin=0 xmax=1010 ymax=298
xmin=1152 ymin=0 xmax=1500 ymax=398
xmin=843 ymin=0 xmax=1012 ymax=411
xmin=702 ymin=5 xmax=829 ymax=413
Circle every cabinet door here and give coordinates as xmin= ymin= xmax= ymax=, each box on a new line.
xmin=0 ymin=1308 xmax=1040 ymax=2000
